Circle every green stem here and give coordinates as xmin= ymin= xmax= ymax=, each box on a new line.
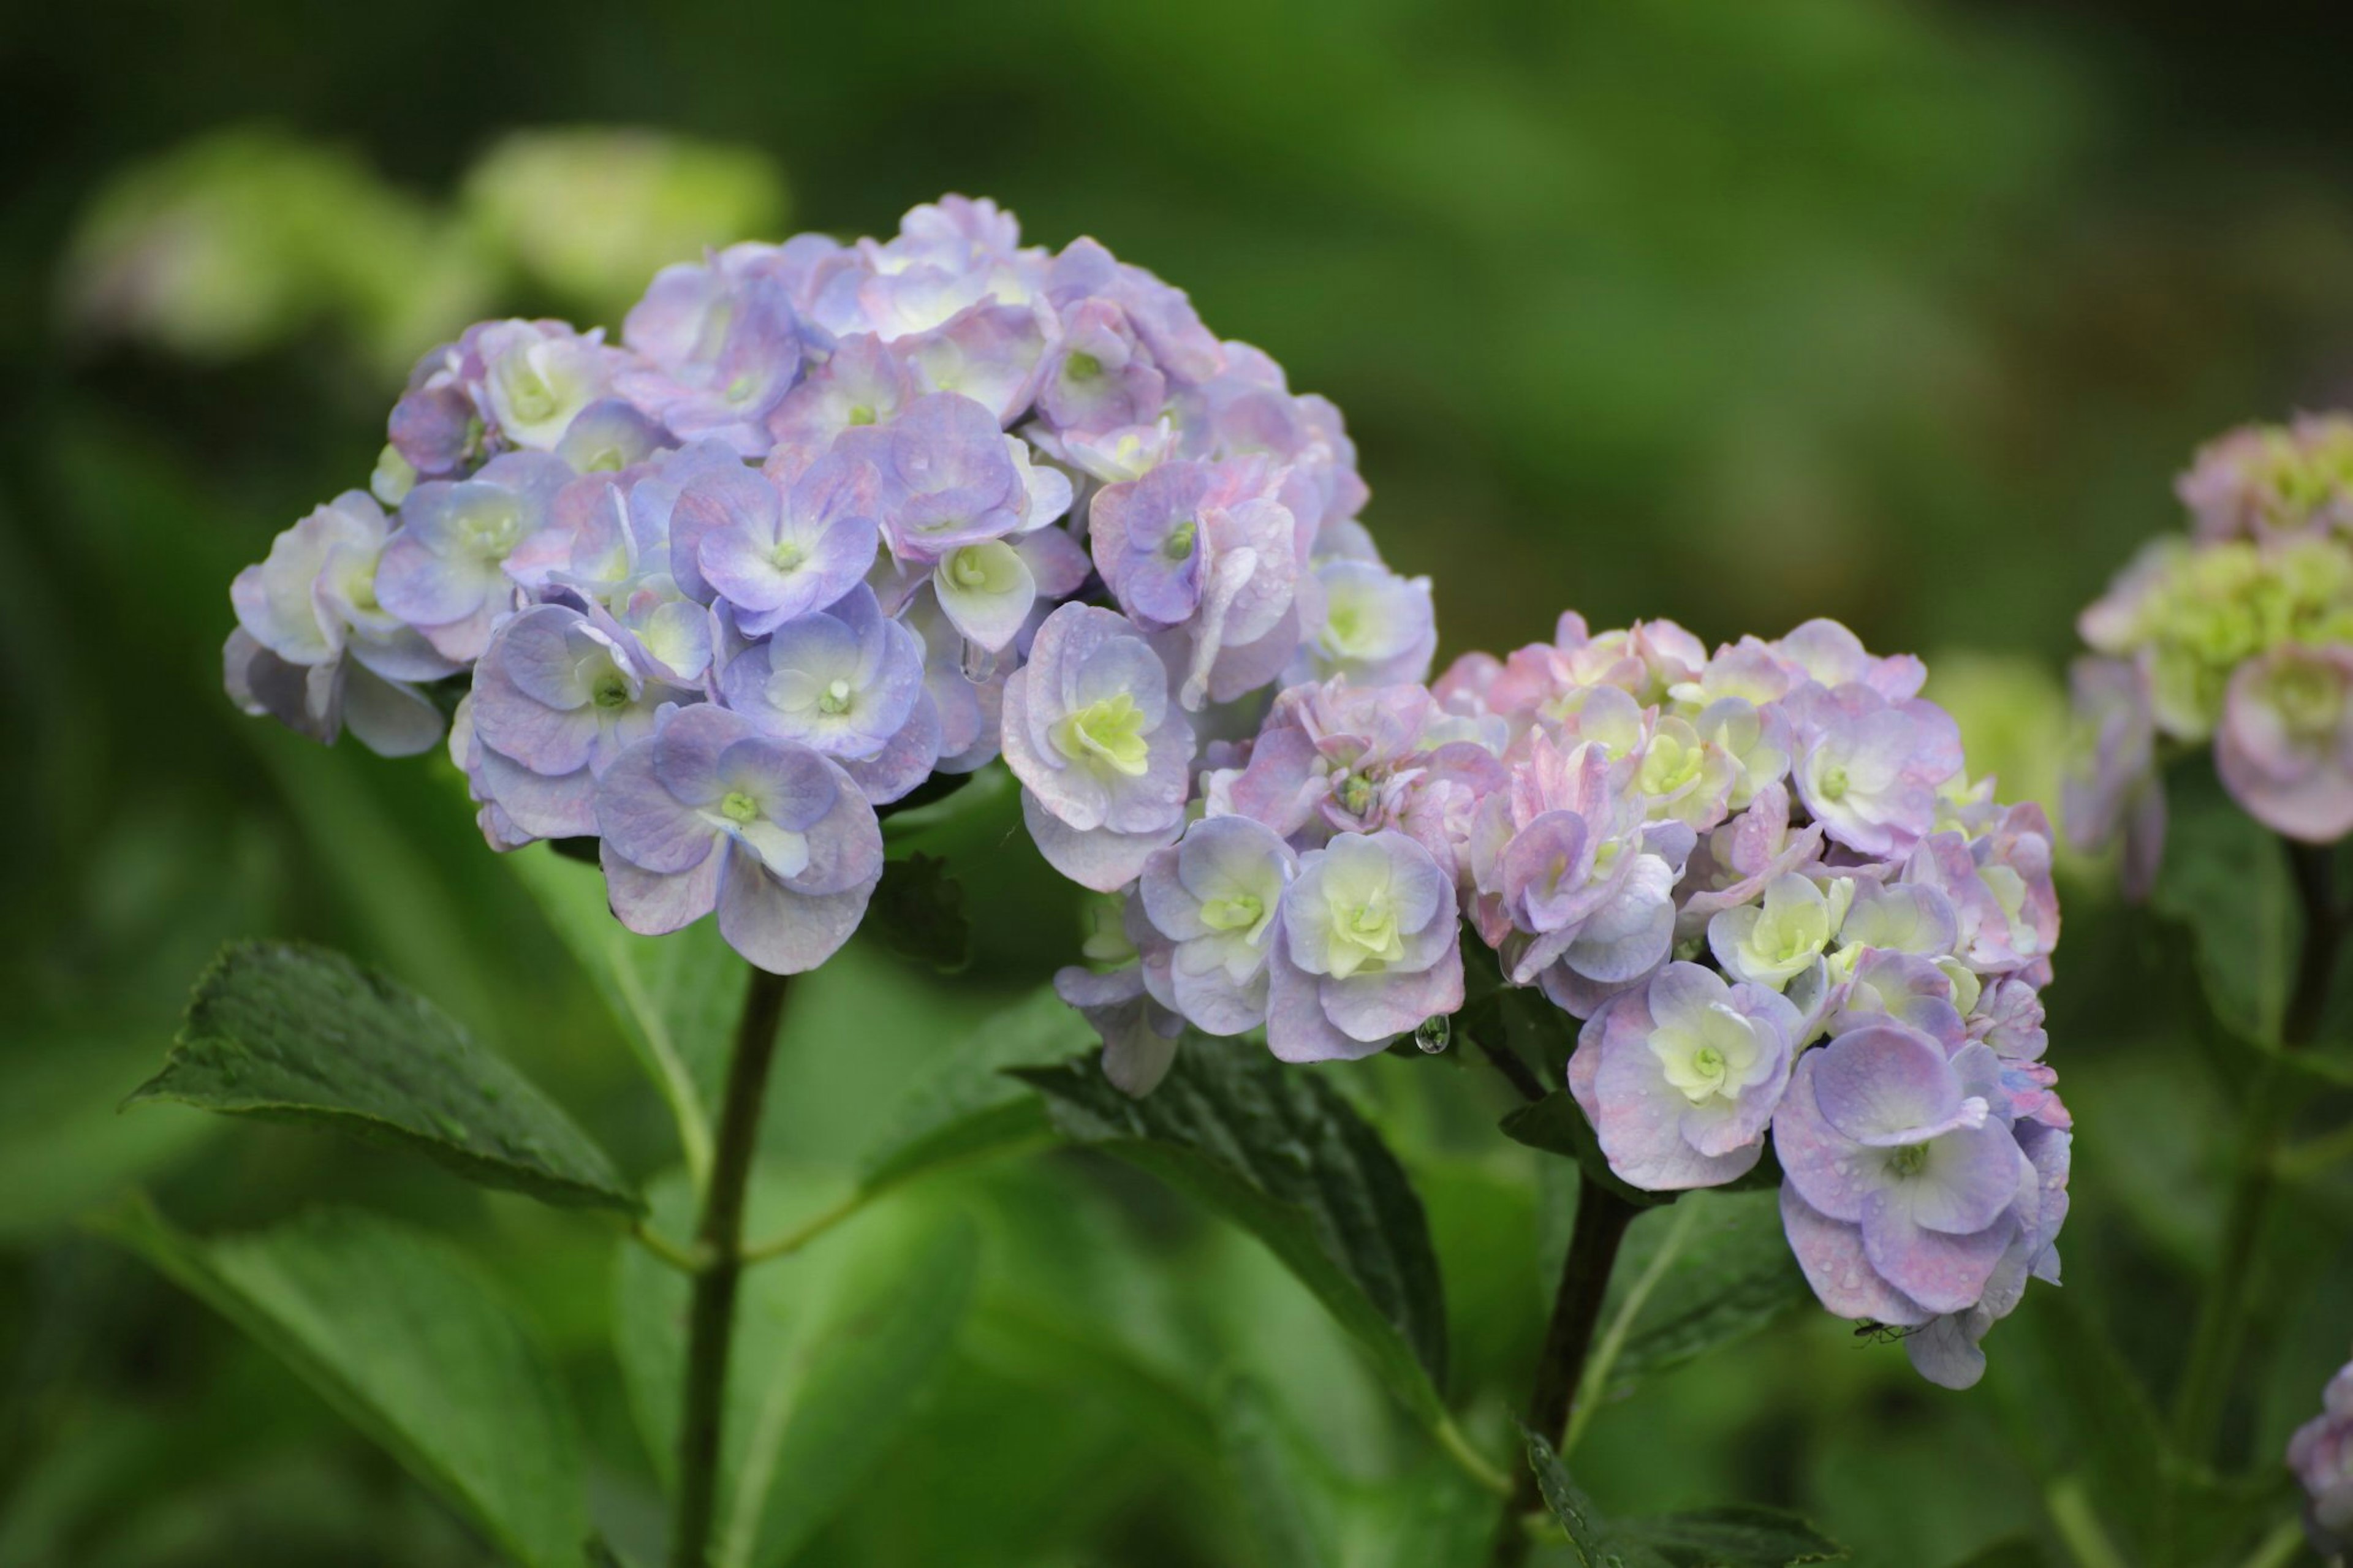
xmin=2170 ymin=839 xmax=2341 ymax=1470
xmin=737 ymin=1189 xmax=865 ymax=1267
xmin=1565 ymin=1199 xmax=1697 ymax=1455
xmin=1434 ymin=1413 xmax=1514 ymax=1499
xmin=670 ymin=964 xmax=791 ymax=1568
xmin=1491 ymin=1175 xmax=1642 ymax=1566
xmin=631 ymin=1219 xmax=707 ymax=1276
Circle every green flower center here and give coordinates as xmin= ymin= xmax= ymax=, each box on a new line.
xmin=1815 ymin=763 xmax=1850 ymax=802
xmin=719 ymin=790 xmax=760 ymax=825
xmin=458 ymin=502 xmax=523 ymax=559
xmin=591 ymin=674 xmax=632 ymax=710
xmin=1053 ymin=692 xmax=1151 ymax=776
xmin=1162 ymin=518 xmax=1197 ymax=561
xmin=508 ymin=369 xmax=558 ymax=424
xmin=1888 ymin=1143 xmax=1930 ymax=1179
xmin=1200 ymin=893 xmax=1264 ymax=934
xmin=817 ymin=678 xmax=855 ymax=716
xmin=1064 ymin=350 xmax=1104 ymax=383
xmin=846 ymin=404 xmax=877 ymax=427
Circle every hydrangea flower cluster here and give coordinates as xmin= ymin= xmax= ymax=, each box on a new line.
xmin=2067 ymin=414 xmax=2353 ymax=883
xmin=2291 ymin=1351 xmax=2353 ymax=1557
xmin=1059 ymin=612 xmax=2067 ymax=1388
xmin=222 ymin=196 xmax=1425 ymax=973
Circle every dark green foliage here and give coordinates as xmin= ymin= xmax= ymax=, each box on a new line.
xmin=132 ymin=941 xmax=638 ymax=1212
xmin=1017 ymin=1037 xmax=1451 ymax=1423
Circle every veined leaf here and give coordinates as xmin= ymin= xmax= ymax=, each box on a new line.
xmin=1610 ymin=1506 xmax=1847 ymax=1566
xmin=1014 ymin=1037 xmax=1450 ymax=1426
xmin=131 ymin=941 xmax=638 ymax=1213
xmin=98 ymin=1200 xmax=588 ymax=1568
xmin=1520 ymin=1423 xmax=1662 ymax=1568
xmin=1522 ymin=1426 xmax=1844 ymax=1567
xmin=1602 ymin=1189 xmax=1811 ymax=1399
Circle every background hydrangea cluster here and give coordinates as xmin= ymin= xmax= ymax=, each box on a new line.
xmin=1060 ymin=612 xmax=2069 ymax=1391
xmin=2067 ymin=414 xmax=2353 ymax=888
xmin=221 ymin=195 xmax=1428 ymax=973
xmin=2293 ymin=1351 xmax=2353 ymax=1558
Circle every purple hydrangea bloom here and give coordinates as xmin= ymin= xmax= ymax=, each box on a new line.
xmin=1039 ymin=297 xmax=1168 ymax=434
xmin=473 ymin=319 xmax=625 ymax=453
xmin=1785 ymin=681 xmax=1964 ymax=858
xmin=1001 ymin=604 xmax=1197 ymax=892
xmin=895 ymin=300 xmax=1051 ymax=426
xmin=667 ymin=451 xmax=880 ymax=636
xmin=376 ymin=450 xmax=572 ymax=661
xmin=1210 ymin=676 xmax=1504 ymax=881
xmin=464 ymin=603 xmax=699 ymax=842
xmin=1135 ymin=816 xmax=1300 ymax=1036
xmin=618 ymin=244 xmax=806 ymax=454
xmin=1044 ymin=236 xmax=1224 ymax=387
xmin=1566 ymin=962 xmax=1800 ymax=1189
xmin=765 ymin=335 xmax=914 ymax=469
xmin=1467 ymin=732 xmax=1695 ymax=993
xmin=593 ymin=702 xmax=882 ymax=974
xmin=2289 ymin=1355 xmax=2353 ymax=1556
xmin=1055 ymin=960 xmax=1186 ymax=1097
xmin=1296 ymin=558 xmax=1437 ymax=691
xmin=716 ymin=585 xmax=934 ymax=803
xmin=224 ymin=488 xmax=462 ymax=754
xmin=1775 ymin=1023 xmax=2041 ymax=1360
xmin=836 ymin=390 xmax=1031 ymax=565
xmin=2215 ymin=642 xmax=2353 ymax=843
xmin=1267 ymin=830 xmax=1464 ymax=1062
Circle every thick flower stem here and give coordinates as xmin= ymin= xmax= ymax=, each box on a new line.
xmin=2170 ymin=840 xmax=2341 ymax=1472
xmin=1492 ymin=1176 xmax=1642 ymax=1566
xmin=670 ymin=964 xmax=791 ymax=1568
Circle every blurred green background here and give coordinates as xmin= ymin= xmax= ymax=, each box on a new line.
xmin=6 ymin=2 xmax=2353 ymax=1564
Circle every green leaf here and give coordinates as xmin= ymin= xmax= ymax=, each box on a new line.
xmin=508 ymin=843 xmax=742 ymax=1181
xmin=2151 ymin=757 xmax=2296 ymax=1048
xmin=1218 ymin=1377 xmax=1343 ymax=1568
xmin=131 ymin=941 xmax=639 ymax=1213
xmin=864 ymin=852 xmax=972 ymax=972
xmin=853 ymin=985 xmax=1085 ymax=1195
xmin=1602 ymin=1189 xmax=1811 ymax=1398
xmin=1519 ymin=1422 xmax=1667 ymax=1568
xmin=1013 ymin=1036 xmax=1451 ymax=1425
xmin=1609 ymin=1506 xmax=1848 ymax=1566
xmin=96 ymin=1199 xmax=588 ymax=1568
xmin=613 ymin=1172 xmax=979 ymax=1568
xmin=1499 ymin=1092 xmax=1679 ymax=1210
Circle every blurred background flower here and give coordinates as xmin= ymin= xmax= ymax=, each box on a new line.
xmin=6 ymin=2 xmax=2353 ymax=1565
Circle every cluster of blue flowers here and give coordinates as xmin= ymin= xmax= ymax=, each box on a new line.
xmin=1061 ymin=615 xmax=2069 ymax=1389
xmin=223 ymin=196 xmax=1427 ymax=973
